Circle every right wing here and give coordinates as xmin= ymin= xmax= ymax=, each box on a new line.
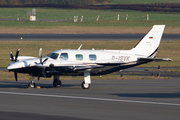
xmin=96 ymin=60 xmax=127 ymax=65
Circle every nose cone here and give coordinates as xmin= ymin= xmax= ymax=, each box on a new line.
xmin=7 ymin=62 xmax=25 ymax=70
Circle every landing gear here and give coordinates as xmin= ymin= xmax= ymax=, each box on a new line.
xmin=53 ymin=75 xmax=62 ymax=87
xmin=28 ymin=75 xmax=36 ymax=88
xmin=82 ymin=70 xmax=91 ymax=89
xmin=81 ymin=81 xmax=90 ymax=89
xmin=28 ymin=81 xmax=36 ymax=88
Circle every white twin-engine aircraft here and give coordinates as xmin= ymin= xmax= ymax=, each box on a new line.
xmin=7 ymin=25 xmax=171 ymax=89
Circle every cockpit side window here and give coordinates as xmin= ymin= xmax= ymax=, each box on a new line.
xmin=60 ymin=53 xmax=68 ymax=60
xmin=46 ymin=53 xmax=59 ymax=60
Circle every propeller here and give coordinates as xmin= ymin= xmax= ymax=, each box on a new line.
xmin=10 ymin=49 xmax=20 ymax=62
xmin=39 ymin=48 xmax=42 ymax=63
xmin=9 ymin=49 xmax=20 ymax=81
xmin=10 ymin=52 xmax=14 ymax=62
xmin=15 ymin=49 xmax=20 ymax=62
xmin=14 ymin=72 xmax=18 ymax=81
xmin=36 ymin=48 xmax=49 ymax=80
xmin=36 ymin=48 xmax=48 ymax=65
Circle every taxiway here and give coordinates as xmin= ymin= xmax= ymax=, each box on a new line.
xmin=0 ymin=34 xmax=180 ymax=41
xmin=0 ymin=79 xmax=180 ymax=120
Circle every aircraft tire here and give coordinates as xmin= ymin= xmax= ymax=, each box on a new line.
xmin=53 ymin=80 xmax=62 ymax=87
xmin=81 ymin=81 xmax=90 ymax=89
xmin=28 ymin=82 xmax=36 ymax=88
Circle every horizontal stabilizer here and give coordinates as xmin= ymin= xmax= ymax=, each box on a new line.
xmin=138 ymin=58 xmax=172 ymax=62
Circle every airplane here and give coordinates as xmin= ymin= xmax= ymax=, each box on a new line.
xmin=7 ymin=25 xmax=172 ymax=89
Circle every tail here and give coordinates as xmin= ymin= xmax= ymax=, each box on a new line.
xmin=132 ymin=25 xmax=165 ymax=58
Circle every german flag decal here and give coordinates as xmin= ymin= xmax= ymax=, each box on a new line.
xmin=149 ymin=37 xmax=153 ymax=39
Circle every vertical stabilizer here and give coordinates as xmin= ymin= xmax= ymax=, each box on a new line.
xmin=132 ymin=25 xmax=165 ymax=58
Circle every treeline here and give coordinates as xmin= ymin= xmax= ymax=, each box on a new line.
xmin=1 ymin=1 xmax=180 ymax=13
xmin=0 ymin=0 xmax=113 ymax=5
xmin=93 ymin=3 xmax=180 ymax=12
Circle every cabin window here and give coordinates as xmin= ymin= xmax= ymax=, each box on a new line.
xmin=89 ymin=54 xmax=97 ymax=61
xmin=60 ymin=53 xmax=68 ymax=60
xmin=76 ymin=54 xmax=83 ymax=60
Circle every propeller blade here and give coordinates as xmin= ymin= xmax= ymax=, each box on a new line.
xmin=38 ymin=48 xmax=47 ymax=78
xmin=14 ymin=72 xmax=18 ymax=81
xmin=10 ymin=52 xmax=14 ymax=62
xmin=37 ymin=76 xmax=40 ymax=81
xmin=39 ymin=48 xmax=42 ymax=63
xmin=15 ymin=49 xmax=20 ymax=62
xmin=42 ymin=68 xmax=47 ymax=78
xmin=42 ymin=58 xmax=48 ymax=65
xmin=37 ymin=70 xmax=41 ymax=81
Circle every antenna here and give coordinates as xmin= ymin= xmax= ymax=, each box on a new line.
xmin=78 ymin=44 xmax=83 ymax=50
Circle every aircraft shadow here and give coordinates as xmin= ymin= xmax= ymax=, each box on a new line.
xmin=110 ymin=93 xmax=180 ymax=98
xmin=0 ymin=111 xmax=88 ymax=120
xmin=0 ymin=81 xmax=77 ymax=89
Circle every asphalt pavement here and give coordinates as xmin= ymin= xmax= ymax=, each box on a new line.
xmin=0 ymin=79 xmax=180 ymax=120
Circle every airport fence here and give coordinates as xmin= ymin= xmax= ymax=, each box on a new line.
xmin=69 ymin=14 xmax=149 ymax=22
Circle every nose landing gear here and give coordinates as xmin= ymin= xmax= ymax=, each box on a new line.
xmin=28 ymin=75 xmax=36 ymax=88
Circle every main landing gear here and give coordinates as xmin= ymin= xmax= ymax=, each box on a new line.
xmin=53 ymin=75 xmax=62 ymax=87
xmin=81 ymin=70 xmax=91 ymax=89
xmin=52 ymin=71 xmax=91 ymax=89
xmin=27 ymin=71 xmax=91 ymax=89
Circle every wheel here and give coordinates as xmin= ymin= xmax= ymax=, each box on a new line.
xmin=28 ymin=81 xmax=36 ymax=88
xmin=81 ymin=81 xmax=90 ymax=89
xmin=53 ymin=80 xmax=62 ymax=87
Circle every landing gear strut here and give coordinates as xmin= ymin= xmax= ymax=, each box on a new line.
xmin=82 ymin=70 xmax=91 ymax=89
xmin=53 ymin=75 xmax=61 ymax=87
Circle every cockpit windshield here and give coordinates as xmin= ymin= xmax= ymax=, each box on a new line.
xmin=46 ymin=53 xmax=59 ymax=60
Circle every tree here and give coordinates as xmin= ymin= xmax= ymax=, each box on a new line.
xmin=0 ymin=0 xmax=113 ymax=5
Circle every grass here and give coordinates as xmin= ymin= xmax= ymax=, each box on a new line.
xmin=0 ymin=40 xmax=179 ymax=68
xmin=0 ymin=6 xmax=179 ymax=81
xmin=1 ymin=20 xmax=180 ymax=28
xmin=1 ymin=8 xmax=180 ymax=28
xmin=112 ymin=0 xmax=180 ymax=4
xmin=0 ymin=70 xmax=169 ymax=81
